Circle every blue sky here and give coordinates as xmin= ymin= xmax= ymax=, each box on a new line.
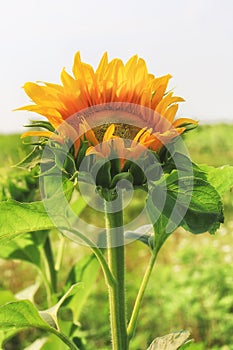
xmin=0 ymin=0 xmax=232 ymax=133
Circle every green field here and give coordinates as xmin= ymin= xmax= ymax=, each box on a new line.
xmin=0 ymin=124 xmax=233 ymax=349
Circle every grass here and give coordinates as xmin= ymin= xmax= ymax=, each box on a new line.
xmin=0 ymin=124 xmax=233 ymax=349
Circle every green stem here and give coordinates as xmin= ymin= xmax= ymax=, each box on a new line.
xmin=55 ymin=235 xmax=65 ymax=271
xmin=127 ymin=251 xmax=158 ymax=340
xmin=44 ymin=236 xmax=57 ymax=293
xmin=105 ymin=194 xmax=128 ymax=350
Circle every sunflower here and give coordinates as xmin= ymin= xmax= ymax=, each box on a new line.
xmin=18 ymin=52 xmax=197 ymax=161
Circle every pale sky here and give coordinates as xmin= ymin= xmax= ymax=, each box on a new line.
xmin=0 ymin=0 xmax=232 ymax=133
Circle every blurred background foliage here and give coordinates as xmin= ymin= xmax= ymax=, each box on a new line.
xmin=0 ymin=124 xmax=232 ymax=350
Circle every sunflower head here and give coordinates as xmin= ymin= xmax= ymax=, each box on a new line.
xmin=17 ymin=52 xmax=198 ymax=192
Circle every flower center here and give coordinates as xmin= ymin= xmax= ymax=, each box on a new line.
xmin=93 ymin=123 xmax=140 ymax=142
xmin=68 ymin=102 xmax=155 ymax=142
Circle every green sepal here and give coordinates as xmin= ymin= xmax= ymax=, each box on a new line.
xmin=24 ymin=120 xmax=55 ymax=132
xmin=50 ymin=147 xmax=77 ymax=177
xmin=93 ymin=160 xmax=112 ymax=188
xmin=110 ymin=157 xmax=121 ymax=177
xmin=75 ymin=141 xmax=90 ymax=169
xmin=110 ymin=172 xmax=134 ymax=189
xmin=180 ymin=121 xmax=198 ymax=132
xmin=16 ymin=146 xmax=43 ymax=170
xmin=129 ymin=162 xmax=147 ymax=186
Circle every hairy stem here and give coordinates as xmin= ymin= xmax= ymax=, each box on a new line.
xmin=105 ymin=194 xmax=128 ymax=350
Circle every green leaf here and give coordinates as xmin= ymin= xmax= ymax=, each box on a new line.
xmin=199 ymin=164 xmax=233 ymax=195
xmin=147 ymin=168 xmax=224 ymax=250
xmin=0 ymin=300 xmax=79 ymax=350
xmin=181 ymin=178 xmax=223 ymax=234
xmin=147 ymin=330 xmax=191 ymax=350
xmin=0 ymin=290 xmax=15 ymax=306
xmin=0 ymin=232 xmax=48 ymax=266
xmin=0 ymin=200 xmax=54 ymax=243
xmin=0 ymin=300 xmax=55 ymax=330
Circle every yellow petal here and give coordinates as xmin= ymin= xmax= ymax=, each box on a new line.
xmin=164 ymin=104 xmax=179 ymax=123
xmin=96 ymin=52 xmax=108 ymax=77
xmin=103 ymin=124 xmax=115 ymax=141
xmin=21 ymin=130 xmax=60 ymax=140
xmin=151 ymin=74 xmax=172 ymax=108
xmin=80 ymin=118 xmax=98 ymax=146
xmin=173 ymin=118 xmax=198 ymax=128
xmin=156 ymin=92 xmax=184 ymax=115
xmin=16 ymin=105 xmax=63 ymax=128
xmin=60 ymin=68 xmax=76 ymax=89
xmin=133 ymin=127 xmax=147 ymax=142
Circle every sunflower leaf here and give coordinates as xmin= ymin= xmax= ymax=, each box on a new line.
xmin=0 ymin=200 xmax=54 ymax=243
xmin=198 ymin=164 xmax=233 ymax=195
xmin=147 ymin=166 xmax=224 ymax=251
xmin=0 ymin=300 xmax=80 ymax=349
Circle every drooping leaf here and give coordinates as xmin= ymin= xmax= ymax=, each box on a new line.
xmin=0 ymin=300 xmax=79 ymax=349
